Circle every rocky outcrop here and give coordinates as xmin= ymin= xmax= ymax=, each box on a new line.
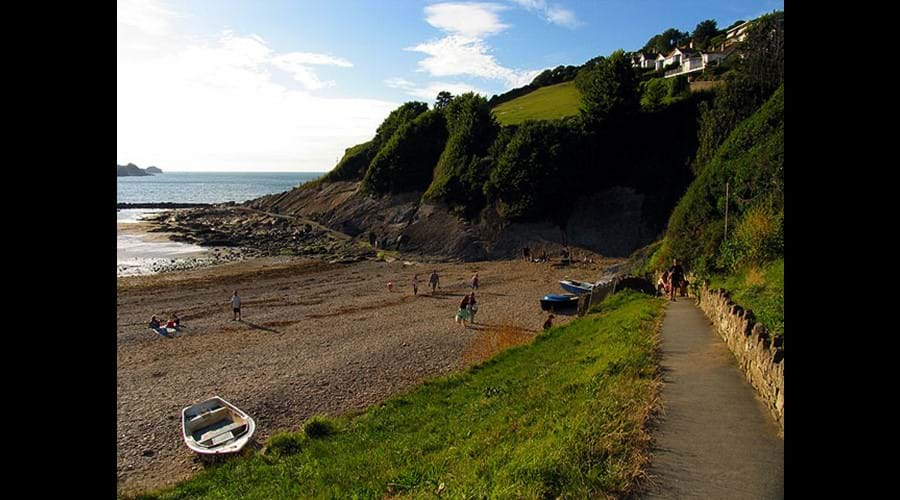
xmin=697 ymin=284 xmax=784 ymax=433
xmin=117 ymin=163 xmax=151 ymax=176
xmin=145 ymin=166 xmax=163 ymax=174
xmin=247 ymin=180 xmax=662 ymax=261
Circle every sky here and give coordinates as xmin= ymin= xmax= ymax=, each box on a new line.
xmin=117 ymin=0 xmax=784 ymax=172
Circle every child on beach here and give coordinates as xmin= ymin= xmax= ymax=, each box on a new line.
xmin=149 ymin=316 xmax=170 ymax=337
xmin=471 ymin=272 xmax=479 ymax=290
xmin=387 ymin=281 xmax=395 ymax=292
xmin=543 ymin=314 xmax=555 ymax=330
xmin=412 ymin=274 xmax=419 ymax=296
xmin=468 ymin=292 xmax=478 ymax=324
xmin=231 ymin=291 xmax=242 ymax=321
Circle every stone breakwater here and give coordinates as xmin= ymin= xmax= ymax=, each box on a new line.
xmin=697 ymin=284 xmax=784 ymax=433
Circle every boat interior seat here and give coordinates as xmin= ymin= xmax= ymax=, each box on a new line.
xmin=186 ymin=406 xmax=230 ymax=431
xmin=197 ymin=422 xmax=248 ymax=447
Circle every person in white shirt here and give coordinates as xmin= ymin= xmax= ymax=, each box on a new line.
xmin=231 ymin=291 xmax=242 ymax=321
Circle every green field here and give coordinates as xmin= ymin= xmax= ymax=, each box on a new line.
xmin=133 ymin=290 xmax=664 ymax=499
xmin=492 ymin=81 xmax=582 ymax=125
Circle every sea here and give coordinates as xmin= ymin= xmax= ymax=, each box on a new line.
xmin=117 ymin=172 xmax=323 ymax=276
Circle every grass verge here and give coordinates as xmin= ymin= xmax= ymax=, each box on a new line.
xmin=130 ymin=290 xmax=664 ymax=499
xmin=709 ymin=258 xmax=784 ymax=340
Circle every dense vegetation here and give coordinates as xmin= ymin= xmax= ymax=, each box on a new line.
xmin=133 ymin=291 xmax=665 ymax=500
xmin=362 ymin=110 xmax=448 ymax=194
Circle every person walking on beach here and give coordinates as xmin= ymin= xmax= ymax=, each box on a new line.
xmin=231 ymin=290 xmax=242 ymax=321
xmin=468 ymin=292 xmax=478 ymax=324
xmin=471 ymin=272 xmax=479 ymax=290
xmin=429 ymin=270 xmax=440 ymax=294
xmin=456 ymin=293 xmax=471 ymax=327
xmin=412 ymin=274 xmax=419 ymax=296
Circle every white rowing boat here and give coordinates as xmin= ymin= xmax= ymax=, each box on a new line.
xmin=181 ymin=396 xmax=256 ymax=454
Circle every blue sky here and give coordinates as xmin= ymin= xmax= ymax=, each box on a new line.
xmin=117 ymin=0 xmax=784 ymax=171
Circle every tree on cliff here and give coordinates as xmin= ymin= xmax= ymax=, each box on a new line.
xmin=576 ymin=50 xmax=640 ymax=127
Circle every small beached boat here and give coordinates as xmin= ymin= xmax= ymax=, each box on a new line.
xmin=182 ymin=396 xmax=256 ymax=455
xmin=559 ymin=279 xmax=596 ymax=295
xmin=540 ymin=294 xmax=579 ymax=311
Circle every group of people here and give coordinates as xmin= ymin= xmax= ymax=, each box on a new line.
xmin=148 ymin=313 xmax=181 ymax=337
xmin=657 ymin=259 xmax=688 ymax=301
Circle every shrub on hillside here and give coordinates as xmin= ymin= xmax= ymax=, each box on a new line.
xmin=373 ymin=101 xmax=430 ymax=149
xmin=718 ymin=204 xmax=784 ymax=271
xmin=268 ymin=431 xmax=305 ymax=456
xmin=425 ymin=93 xmax=499 ymax=213
xmin=485 ymin=119 xmax=582 ymax=223
xmin=323 ymin=140 xmax=378 ymax=182
xmin=362 ymin=110 xmax=448 ymax=194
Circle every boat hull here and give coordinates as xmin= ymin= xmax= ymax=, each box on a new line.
xmin=540 ymin=294 xmax=579 ymax=311
xmin=559 ymin=280 xmax=593 ymax=295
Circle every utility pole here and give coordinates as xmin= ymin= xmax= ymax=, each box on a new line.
xmin=724 ymin=181 xmax=729 ymax=240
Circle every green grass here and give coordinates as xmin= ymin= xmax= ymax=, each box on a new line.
xmin=492 ymin=81 xmax=582 ymax=125
xmin=709 ymin=258 xmax=784 ymax=340
xmin=131 ymin=290 xmax=665 ymax=499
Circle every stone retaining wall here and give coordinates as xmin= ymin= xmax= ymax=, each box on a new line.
xmin=697 ymin=284 xmax=784 ymax=433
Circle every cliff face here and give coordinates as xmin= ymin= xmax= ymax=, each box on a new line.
xmin=248 ymin=180 xmax=660 ymax=261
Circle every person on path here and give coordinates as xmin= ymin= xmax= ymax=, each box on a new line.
xmin=429 ymin=270 xmax=440 ymax=293
xmin=231 ymin=290 xmax=242 ymax=320
xmin=471 ymin=272 xmax=479 ymax=290
xmin=456 ymin=293 xmax=471 ymax=327
xmin=667 ymin=259 xmax=685 ymax=302
xmin=412 ymin=274 xmax=419 ymax=296
xmin=468 ymin=292 xmax=478 ymax=324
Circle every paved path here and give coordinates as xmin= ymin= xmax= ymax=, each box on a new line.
xmin=644 ymin=299 xmax=784 ymax=499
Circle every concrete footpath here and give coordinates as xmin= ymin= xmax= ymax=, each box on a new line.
xmin=643 ymin=299 xmax=784 ymax=499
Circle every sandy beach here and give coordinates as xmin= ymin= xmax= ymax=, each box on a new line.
xmin=116 ymin=254 xmax=619 ymax=494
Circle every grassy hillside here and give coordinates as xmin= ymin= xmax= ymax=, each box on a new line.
xmin=492 ymin=81 xmax=582 ymax=125
xmin=133 ymin=291 xmax=664 ymax=499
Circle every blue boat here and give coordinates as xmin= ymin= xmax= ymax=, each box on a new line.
xmin=559 ymin=279 xmax=595 ymax=295
xmin=540 ymin=294 xmax=579 ymax=311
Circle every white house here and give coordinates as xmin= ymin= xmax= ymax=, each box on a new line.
xmin=662 ymin=45 xmax=730 ymax=78
xmin=726 ymin=20 xmax=752 ymax=44
xmin=631 ymin=51 xmax=659 ymax=69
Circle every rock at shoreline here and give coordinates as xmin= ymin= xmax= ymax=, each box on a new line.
xmin=145 ymin=166 xmax=163 ymax=174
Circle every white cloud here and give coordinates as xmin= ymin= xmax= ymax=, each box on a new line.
xmin=385 ymin=78 xmax=490 ymax=100
xmin=424 ymin=2 xmax=509 ymax=38
xmin=408 ymin=2 xmax=542 ymax=90
xmin=509 ymin=0 xmax=580 ymax=29
xmin=117 ymin=0 xmax=178 ymax=36
xmin=117 ymin=31 xmax=397 ymax=171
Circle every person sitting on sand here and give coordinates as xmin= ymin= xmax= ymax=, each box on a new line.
xmin=468 ymin=292 xmax=478 ymax=324
xmin=149 ymin=315 xmax=169 ymax=337
xmin=543 ymin=314 xmax=555 ymax=330
xmin=456 ymin=293 xmax=471 ymax=326
xmin=231 ymin=290 xmax=242 ymax=321
xmin=165 ymin=316 xmax=177 ymax=329
xmin=172 ymin=312 xmax=181 ymax=328
xmin=387 ymin=281 xmax=395 ymax=292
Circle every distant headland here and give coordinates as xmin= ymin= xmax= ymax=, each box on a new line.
xmin=117 ymin=163 xmax=163 ymax=176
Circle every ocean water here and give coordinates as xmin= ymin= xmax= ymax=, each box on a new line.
xmin=117 ymin=172 xmax=323 ymax=276
xmin=117 ymin=171 xmax=324 ymax=204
